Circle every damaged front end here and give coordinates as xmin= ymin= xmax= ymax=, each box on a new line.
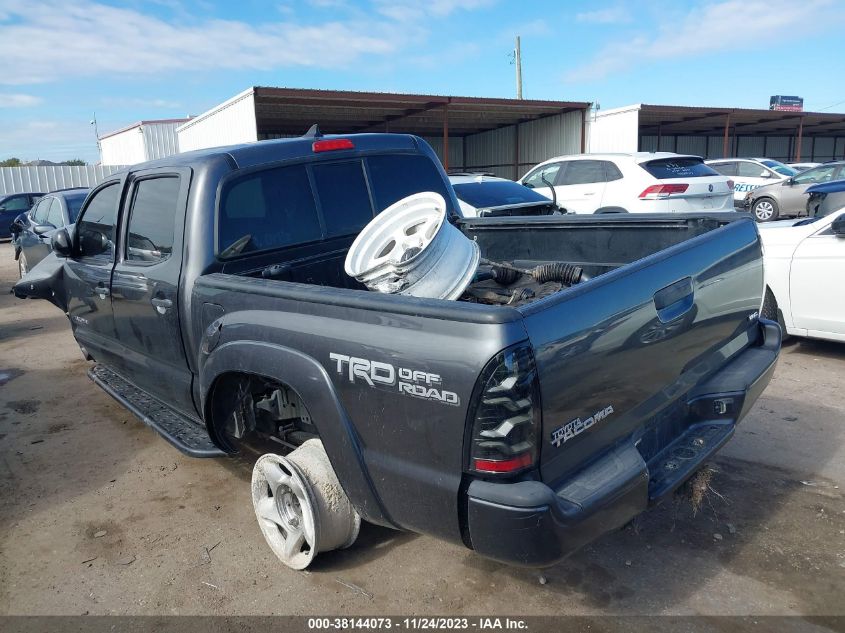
xmin=13 ymin=252 xmax=69 ymax=312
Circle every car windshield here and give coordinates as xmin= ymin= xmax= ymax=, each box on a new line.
xmin=66 ymin=193 xmax=87 ymax=222
xmin=761 ymin=160 xmax=797 ymax=177
xmin=451 ymin=181 xmax=550 ymax=208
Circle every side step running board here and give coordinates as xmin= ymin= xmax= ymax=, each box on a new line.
xmin=89 ymin=365 xmax=226 ymax=458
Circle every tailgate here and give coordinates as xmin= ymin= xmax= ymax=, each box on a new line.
xmin=519 ymin=218 xmax=764 ymax=483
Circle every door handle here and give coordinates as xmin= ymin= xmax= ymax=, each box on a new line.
xmin=151 ymin=297 xmax=173 ymax=314
xmin=583 ymin=192 xmax=596 ymax=196
xmin=654 ymin=277 xmax=694 ymax=323
xmin=95 ymin=286 xmax=110 ymax=299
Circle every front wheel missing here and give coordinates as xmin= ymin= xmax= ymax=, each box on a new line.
xmin=251 ymin=439 xmax=360 ymax=570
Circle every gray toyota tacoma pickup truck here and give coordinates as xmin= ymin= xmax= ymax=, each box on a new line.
xmin=15 ymin=132 xmax=780 ymax=569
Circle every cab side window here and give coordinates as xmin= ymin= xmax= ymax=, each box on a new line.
xmin=77 ymin=183 xmax=120 ymax=261
xmin=523 ymin=163 xmax=562 ymax=188
xmin=125 ymin=177 xmax=180 ymax=263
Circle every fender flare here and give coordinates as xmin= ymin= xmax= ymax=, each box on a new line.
xmin=200 ymin=340 xmax=394 ymax=528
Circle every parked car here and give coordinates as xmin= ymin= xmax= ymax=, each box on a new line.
xmin=742 ymin=161 xmax=845 ymax=222
xmin=705 ymin=158 xmax=798 ymax=204
xmin=518 ymin=153 xmax=734 ymax=214
xmin=0 ymin=192 xmax=43 ymax=239
xmin=759 ymin=207 xmax=845 ymax=342
xmin=449 ymin=174 xmax=561 ymax=217
xmin=11 ymin=188 xmax=88 ymax=277
xmin=805 ymin=179 xmax=845 ymax=218
xmin=15 ymin=132 xmax=778 ymax=570
xmin=787 ymin=162 xmax=821 ymax=172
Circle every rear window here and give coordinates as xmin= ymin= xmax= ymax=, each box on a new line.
xmin=641 ymin=157 xmax=719 ymax=179
xmin=66 ymin=193 xmax=87 ymax=222
xmin=452 ymin=181 xmax=549 ymax=208
xmin=217 ymin=153 xmax=450 ymax=258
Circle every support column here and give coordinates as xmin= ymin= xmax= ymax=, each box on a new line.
xmin=442 ymin=102 xmax=449 ymax=171
xmin=722 ymin=114 xmax=731 ymax=157
xmin=514 ymin=123 xmax=520 ymax=180
xmin=794 ymin=117 xmax=804 ymax=161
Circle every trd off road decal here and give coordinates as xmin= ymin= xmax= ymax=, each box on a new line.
xmin=550 ymin=405 xmax=615 ymax=447
xmin=329 ymin=353 xmax=460 ymax=406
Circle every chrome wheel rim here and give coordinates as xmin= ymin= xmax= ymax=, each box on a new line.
xmin=252 ymin=454 xmax=317 ymax=570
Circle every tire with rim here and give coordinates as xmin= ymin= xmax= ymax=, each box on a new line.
xmin=752 ymin=197 xmax=779 ymax=222
xmin=251 ymin=439 xmax=360 ymax=570
xmin=17 ymin=252 xmax=27 ymax=279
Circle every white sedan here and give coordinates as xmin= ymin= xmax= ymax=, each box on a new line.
xmin=519 ymin=153 xmax=734 ymax=214
xmin=759 ymin=208 xmax=845 ymax=342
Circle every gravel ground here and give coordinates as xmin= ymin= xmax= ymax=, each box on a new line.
xmin=0 ymin=242 xmax=843 ymax=616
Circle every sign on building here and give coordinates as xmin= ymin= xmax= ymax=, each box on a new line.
xmin=769 ymin=95 xmax=803 ymax=112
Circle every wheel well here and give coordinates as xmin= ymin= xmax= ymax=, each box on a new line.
xmin=594 ymin=206 xmax=628 ymax=214
xmin=205 ymin=372 xmax=317 ymax=455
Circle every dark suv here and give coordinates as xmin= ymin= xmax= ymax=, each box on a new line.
xmin=1 ymin=192 xmax=44 ymax=239
xmin=12 ymin=188 xmax=88 ymax=277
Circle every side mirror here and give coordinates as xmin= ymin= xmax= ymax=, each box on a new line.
xmin=832 ymin=215 xmax=845 ymax=236
xmin=33 ymin=224 xmax=54 ymax=235
xmin=51 ymin=228 xmax=73 ymax=257
xmin=0 ymin=205 xmax=7 ymax=213
xmin=523 ymin=182 xmax=534 ymax=189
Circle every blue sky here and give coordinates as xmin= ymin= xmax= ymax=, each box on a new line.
xmin=1 ymin=0 xmax=844 ymax=163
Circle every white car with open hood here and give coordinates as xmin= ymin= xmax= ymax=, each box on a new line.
xmin=759 ymin=208 xmax=845 ymax=343
xmin=518 ymin=152 xmax=734 ymax=214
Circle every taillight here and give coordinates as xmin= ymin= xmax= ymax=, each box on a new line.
xmin=467 ymin=343 xmax=541 ymax=476
xmin=312 ymin=139 xmax=354 ymax=153
xmin=639 ymin=184 xmax=689 ymax=199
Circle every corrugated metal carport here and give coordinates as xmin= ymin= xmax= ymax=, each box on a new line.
xmin=636 ymin=104 xmax=845 ymax=162
xmin=177 ymin=87 xmax=590 ymax=180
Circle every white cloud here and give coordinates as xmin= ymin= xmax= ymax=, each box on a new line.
xmin=566 ymin=0 xmax=845 ymax=82
xmin=101 ymin=97 xmax=183 ymax=109
xmin=0 ymin=119 xmax=100 ymax=162
xmin=0 ymin=93 xmax=43 ymax=107
xmin=0 ymin=0 xmax=413 ymax=84
xmin=373 ymin=0 xmax=495 ymax=23
xmin=575 ymin=7 xmax=630 ymax=24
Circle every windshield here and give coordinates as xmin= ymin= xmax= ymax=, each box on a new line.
xmin=452 ymin=181 xmax=550 ymax=208
xmin=761 ymin=160 xmax=797 ymax=177
xmin=66 ymin=193 xmax=87 ymax=222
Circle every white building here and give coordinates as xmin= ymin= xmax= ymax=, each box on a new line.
xmin=588 ymin=104 xmax=845 ymax=162
xmin=176 ymin=87 xmax=590 ymax=180
xmin=99 ymin=118 xmax=190 ymax=166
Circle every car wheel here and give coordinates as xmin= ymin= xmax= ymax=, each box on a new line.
xmin=18 ymin=252 xmax=27 ymax=278
xmin=761 ymin=288 xmax=790 ymax=341
xmin=752 ymin=198 xmax=779 ymax=222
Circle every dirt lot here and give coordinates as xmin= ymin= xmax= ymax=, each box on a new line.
xmin=0 ymin=242 xmax=843 ymax=617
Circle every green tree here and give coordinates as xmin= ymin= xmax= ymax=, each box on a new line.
xmin=63 ymin=159 xmax=87 ymax=166
xmin=0 ymin=157 xmax=23 ymax=167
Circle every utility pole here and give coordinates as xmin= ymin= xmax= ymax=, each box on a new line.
xmin=515 ymin=36 xmax=523 ymax=99
xmin=90 ymin=111 xmax=101 ymax=158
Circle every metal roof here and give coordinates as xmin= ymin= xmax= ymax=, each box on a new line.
xmin=250 ymin=86 xmax=590 ymax=137
xmin=637 ymin=104 xmax=845 ymax=137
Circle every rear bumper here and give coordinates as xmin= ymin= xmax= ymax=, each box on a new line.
xmin=465 ymin=319 xmax=781 ymax=567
